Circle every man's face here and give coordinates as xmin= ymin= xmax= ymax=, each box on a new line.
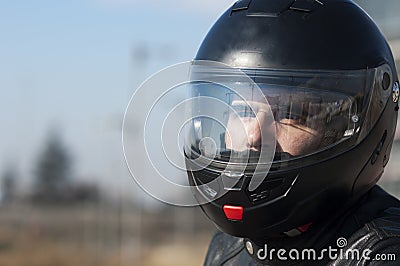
xmin=225 ymin=100 xmax=324 ymax=157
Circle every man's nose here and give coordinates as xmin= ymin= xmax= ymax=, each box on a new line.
xmin=246 ymin=120 xmax=262 ymax=149
xmin=245 ymin=114 xmax=275 ymax=150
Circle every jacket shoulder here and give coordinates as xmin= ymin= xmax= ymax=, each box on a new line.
xmin=204 ymin=231 xmax=246 ymax=266
xmin=330 ymin=207 xmax=400 ymax=266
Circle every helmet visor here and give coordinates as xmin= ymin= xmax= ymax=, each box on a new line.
xmin=184 ymin=61 xmax=392 ymax=167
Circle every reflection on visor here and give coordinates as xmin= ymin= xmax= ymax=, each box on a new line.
xmin=185 ymin=62 xmax=393 ymax=166
xmin=225 ymin=87 xmax=356 ymax=157
xmin=185 ymin=83 xmax=358 ymax=163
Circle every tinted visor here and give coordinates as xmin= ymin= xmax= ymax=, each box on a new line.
xmin=184 ymin=61 xmax=392 ymax=167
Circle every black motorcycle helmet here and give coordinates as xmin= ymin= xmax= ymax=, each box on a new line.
xmin=184 ymin=0 xmax=399 ymax=241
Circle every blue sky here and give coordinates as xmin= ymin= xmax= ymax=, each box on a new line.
xmin=0 ymin=0 xmax=235 ymax=195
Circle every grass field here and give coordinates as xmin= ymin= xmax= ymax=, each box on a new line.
xmin=0 ymin=202 xmax=214 ymax=266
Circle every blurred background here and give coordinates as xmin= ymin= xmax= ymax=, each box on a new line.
xmin=0 ymin=1 xmax=399 ymax=265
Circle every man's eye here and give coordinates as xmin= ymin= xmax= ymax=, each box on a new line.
xmin=281 ymin=112 xmax=295 ymax=119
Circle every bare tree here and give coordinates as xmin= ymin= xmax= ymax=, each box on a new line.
xmin=1 ymin=165 xmax=17 ymax=203
xmin=33 ymin=130 xmax=72 ymax=203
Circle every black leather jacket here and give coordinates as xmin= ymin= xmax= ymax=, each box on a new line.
xmin=204 ymin=186 xmax=400 ymax=265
